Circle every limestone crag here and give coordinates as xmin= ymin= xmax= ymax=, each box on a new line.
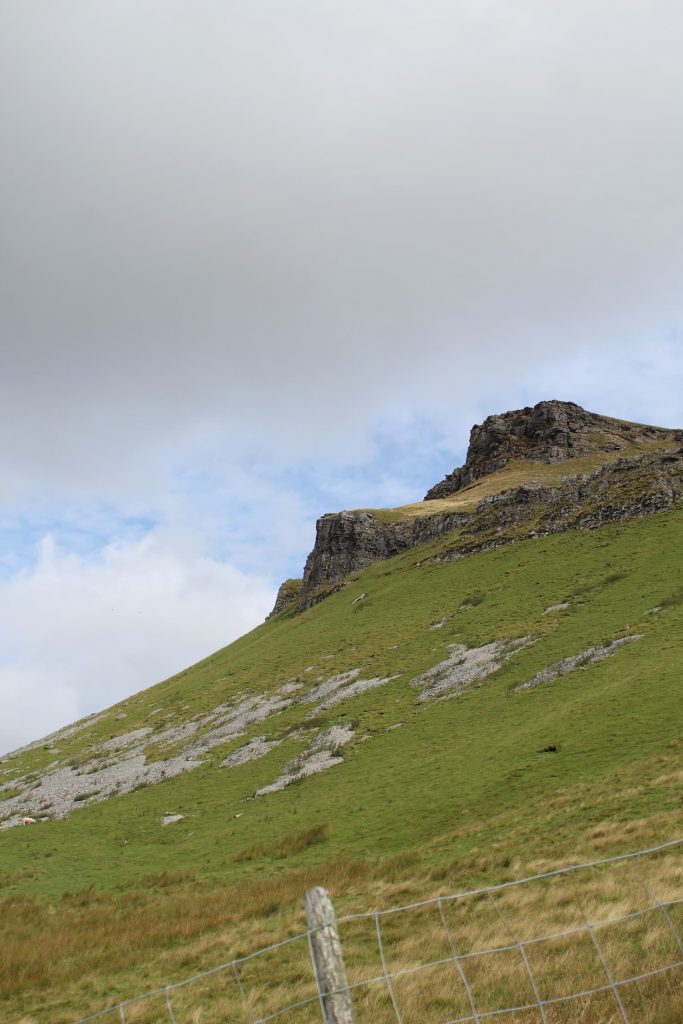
xmin=267 ymin=401 xmax=683 ymax=618
xmin=301 ymin=509 xmax=468 ymax=596
xmin=424 ymin=400 xmax=676 ymax=500
xmin=291 ymin=448 xmax=683 ymax=612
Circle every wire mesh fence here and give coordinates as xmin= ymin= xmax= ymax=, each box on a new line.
xmin=71 ymin=836 xmax=682 ymax=1024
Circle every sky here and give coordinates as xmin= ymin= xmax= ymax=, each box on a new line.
xmin=1 ymin=1 xmax=683 ymax=754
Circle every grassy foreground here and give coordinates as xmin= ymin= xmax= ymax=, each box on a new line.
xmin=1 ymin=507 xmax=682 ymax=1022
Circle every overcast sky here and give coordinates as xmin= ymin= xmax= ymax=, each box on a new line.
xmin=1 ymin=1 xmax=682 ymax=754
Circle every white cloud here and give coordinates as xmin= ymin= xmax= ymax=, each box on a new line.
xmin=0 ymin=532 xmax=274 ymax=755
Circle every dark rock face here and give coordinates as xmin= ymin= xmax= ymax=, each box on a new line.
xmin=424 ymin=400 xmax=675 ymax=500
xmin=267 ymin=578 xmax=303 ymax=619
xmin=301 ymin=509 xmax=468 ymax=596
xmin=302 ymin=512 xmax=387 ymax=593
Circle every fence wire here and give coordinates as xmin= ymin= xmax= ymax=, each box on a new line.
xmin=70 ymin=836 xmax=682 ymax=1024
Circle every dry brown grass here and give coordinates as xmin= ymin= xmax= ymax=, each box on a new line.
xmin=233 ymin=823 xmax=330 ymax=863
xmin=337 ymin=851 xmax=683 ymax=1024
xmin=3 ymin=841 xmax=680 ymax=1024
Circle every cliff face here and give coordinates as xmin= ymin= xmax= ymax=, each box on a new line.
xmin=268 ymin=509 xmax=469 ymax=615
xmin=424 ymin=400 xmax=674 ymax=500
xmin=267 ymin=578 xmax=303 ymax=618
xmin=267 ymin=400 xmax=682 ymax=617
xmin=301 ymin=510 xmax=468 ymax=594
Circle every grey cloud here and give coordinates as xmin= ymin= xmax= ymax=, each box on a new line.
xmin=1 ymin=1 xmax=683 ymax=492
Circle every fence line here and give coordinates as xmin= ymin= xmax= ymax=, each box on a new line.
xmin=252 ymin=907 xmax=683 ymax=1024
xmin=70 ymin=835 xmax=683 ymax=1024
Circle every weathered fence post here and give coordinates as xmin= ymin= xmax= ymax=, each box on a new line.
xmin=304 ymin=887 xmax=355 ymax=1024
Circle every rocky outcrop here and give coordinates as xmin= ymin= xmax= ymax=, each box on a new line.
xmin=300 ymin=509 xmax=468 ymax=598
xmin=272 ymin=402 xmax=683 ymax=617
xmin=424 ymin=400 xmax=678 ymax=500
xmin=293 ymin=447 xmax=683 ymax=611
xmin=267 ymin=578 xmax=303 ymax=618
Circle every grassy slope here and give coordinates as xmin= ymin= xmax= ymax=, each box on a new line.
xmin=1 ymin=506 xmax=682 ymax=1021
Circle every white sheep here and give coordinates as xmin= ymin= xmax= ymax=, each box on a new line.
xmin=21 ymin=816 xmax=37 ymax=825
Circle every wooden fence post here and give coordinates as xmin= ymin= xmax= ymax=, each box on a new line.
xmin=304 ymin=887 xmax=356 ymax=1024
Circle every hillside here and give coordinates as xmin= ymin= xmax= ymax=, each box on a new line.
xmin=1 ymin=400 xmax=682 ymax=1023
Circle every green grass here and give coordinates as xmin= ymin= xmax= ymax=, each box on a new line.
xmin=1 ymin=508 xmax=682 ymax=1021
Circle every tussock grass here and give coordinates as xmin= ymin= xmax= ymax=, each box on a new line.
xmin=233 ymin=822 xmax=330 ymax=862
xmin=4 ymin=839 xmax=678 ymax=1023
